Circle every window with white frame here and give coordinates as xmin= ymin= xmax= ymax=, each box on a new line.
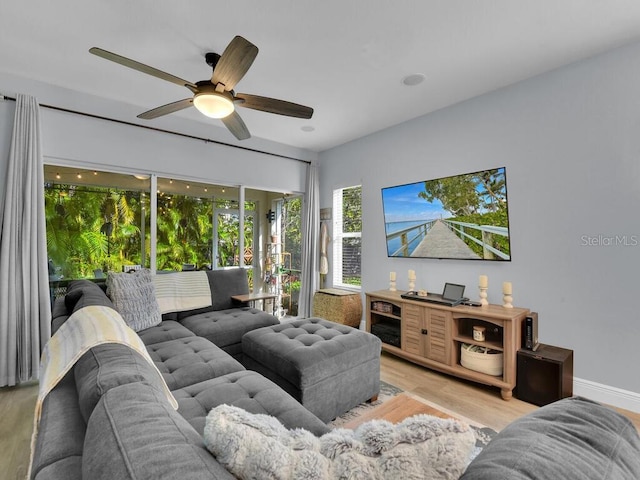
xmin=332 ymin=185 xmax=362 ymax=288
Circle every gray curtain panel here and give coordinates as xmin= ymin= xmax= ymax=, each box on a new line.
xmin=298 ymin=163 xmax=320 ymax=317
xmin=0 ymin=94 xmax=51 ymax=387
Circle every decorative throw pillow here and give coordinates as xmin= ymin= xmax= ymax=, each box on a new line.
xmin=204 ymin=404 xmax=475 ymax=480
xmin=106 ymin=269 xmax=162 ymax=332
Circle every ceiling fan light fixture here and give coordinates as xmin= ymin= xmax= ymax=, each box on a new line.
xmin=193 ymin=92 xmax=235 ymax=119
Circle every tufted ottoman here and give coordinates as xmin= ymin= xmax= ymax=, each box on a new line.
xmin=241 ymin=318 xmax=382 ymax=422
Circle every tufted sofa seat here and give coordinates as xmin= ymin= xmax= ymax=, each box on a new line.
xmin=136 ymin=319 xmax=196 ymax=344
xmin=173 ymin=370 xmax=330 ymax=436
xmin=145 ymin=336 xmax=245 ymax=390
xmin=180 ymin=307 xmax=278 ymax=359
xmin=242 ymin=318 xmax=382 ymax=422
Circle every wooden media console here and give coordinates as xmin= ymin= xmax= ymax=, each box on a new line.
xmin=366 ymin=290 xmax=530 ymax=400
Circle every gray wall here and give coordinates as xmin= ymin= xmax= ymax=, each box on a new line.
xmin=320 ymin=40 xmax=640 ymax=398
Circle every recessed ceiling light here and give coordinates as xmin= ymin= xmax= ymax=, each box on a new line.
xmin=301 ymin=125 xmax=315 ymax=132
xmin=402 ymin=73 xmax=426 ymax=86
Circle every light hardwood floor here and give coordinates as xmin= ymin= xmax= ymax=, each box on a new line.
xmin=1 ymin=380 xmax=38 ymax=480
xmin=2 ymin=352 xmax=639 ymax=479
xmin=380 ymin=351 xmax=640 ymax=432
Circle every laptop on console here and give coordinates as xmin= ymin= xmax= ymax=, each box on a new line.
xmin=401 ymin=282 xmax=466 ymax=307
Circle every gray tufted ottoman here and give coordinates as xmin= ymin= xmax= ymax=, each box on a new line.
xmin=241 ymin=318 xmax=382 ymax=422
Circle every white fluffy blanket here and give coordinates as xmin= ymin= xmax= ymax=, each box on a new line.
xmin=204 ymin=405 xmax=475 ymax=480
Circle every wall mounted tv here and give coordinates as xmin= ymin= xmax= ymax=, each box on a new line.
xmin=381 ymin=167 xmax=511 ymax=261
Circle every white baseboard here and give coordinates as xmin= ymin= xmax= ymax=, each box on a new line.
xmin=573 ymin=377 xmax=640 ymax=413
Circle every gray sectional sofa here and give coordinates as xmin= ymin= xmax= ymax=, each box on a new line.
xmin=31 ymin=269 xmax=332 ymax=480
xmin=32 ymin=267 xmax=640 ymax=480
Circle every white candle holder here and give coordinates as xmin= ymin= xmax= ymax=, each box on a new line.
xmin=389 ymin=280 xmax=397 ymax=291
xmin=408 ymin=280 xmax=415 ymax=291
xmin=479 ymin=286 xmax=488 ymax=306
xmin=503 ymin=293 xmax=513 ymax=308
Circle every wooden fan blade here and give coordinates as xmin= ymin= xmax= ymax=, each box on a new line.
xmin=235 ymin=93 xmax=313 ymax=119
xmin=137 ymin=98 xmax=193 ymax=119
xmin=89 ymin=47 xmax=198 ymax=93
xmin=221 ymin=111 xmax=251 ymax=140
xmin=212 ymin=36 xmax=258 ymax=91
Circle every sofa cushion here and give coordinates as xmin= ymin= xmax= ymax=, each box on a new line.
xmin=172 ymin=370 xmax=330 ymax=437
xmin=160 ymin=268 xmax=252 ymax=321
xmin=137 ymin=320 xmax=195 ymax=346
xmin=106 ymin=269 xmax=162 ymax=331
xmin=207 ymin=268 xmax=250 ymax=311
xmin=64 ymin=279 xmax=113 ymax=314
xmin=51 ymin=297 xmax=70 ymax=334
xmin=144 ymin=336 xmax=245 ymax=390
xmin=179 ymin=308 xmax=278 ymax=350
xmin=461 ymin=396 xmax=640 ymax=480
xmin=30 ymin=372 xmax=84 ymax=480
xmin=82 ymin=382 xmax=235 ymax=480
xmin=73 ymin=343 xmax=167 ymax=423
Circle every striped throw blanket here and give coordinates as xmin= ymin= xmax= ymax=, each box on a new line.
xmin=28 ymin=305 xmax=177 ymax=478
xmin=153 ymin=271 xmax=212 ymax=314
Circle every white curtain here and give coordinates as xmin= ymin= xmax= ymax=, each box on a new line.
xmin=298 ymin=163 xmax=320 ymax=317
xmin=0 ymin=94 xmax=51 ymax=387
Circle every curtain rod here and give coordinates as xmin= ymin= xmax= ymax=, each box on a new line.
xmin=1 ymin=95 xmax=311 ymax=165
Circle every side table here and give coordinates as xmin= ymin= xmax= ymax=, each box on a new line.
xmin=312 ymin=288 xmax=362 ymax=327
xmin=231 ymin=292 xmax=278 ymax=315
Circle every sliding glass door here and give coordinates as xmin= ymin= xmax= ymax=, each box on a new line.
xmin=44 ymin=165 xmax=264 ymax=294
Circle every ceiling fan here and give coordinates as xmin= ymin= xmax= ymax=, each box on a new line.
xmin=89 ymin=36 xmax=313 ymax=140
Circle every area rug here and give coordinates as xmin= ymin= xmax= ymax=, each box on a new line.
xmin=329 ymin=382 xmax=497 ymax=461
xmin=328 ymin=381 xmax=404 ymax=428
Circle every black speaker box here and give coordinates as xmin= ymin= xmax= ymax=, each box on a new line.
xmin=521 ymin=312 xmax=539 ymax=350
xmin=516 ymin=344 xmax=573 ymax=406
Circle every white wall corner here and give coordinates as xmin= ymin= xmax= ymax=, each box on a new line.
xmin=573 ymin=377 xmax=640 ymax=414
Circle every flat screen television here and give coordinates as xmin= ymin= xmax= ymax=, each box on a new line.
xmin=381 ymin=167 xmax=511 ymax=261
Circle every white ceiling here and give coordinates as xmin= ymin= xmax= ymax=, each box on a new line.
xmin=2 ymin=1 xmax=640 ymax=152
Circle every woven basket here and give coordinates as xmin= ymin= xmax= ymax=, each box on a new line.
xmin=312 ymin=289 xmax=362 ymax=327
xmin=460 ymin=343 xmax=503 ymax=376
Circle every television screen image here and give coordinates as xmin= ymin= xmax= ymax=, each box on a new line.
xmin=381 ymin=167 xmax=511 ymax=260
